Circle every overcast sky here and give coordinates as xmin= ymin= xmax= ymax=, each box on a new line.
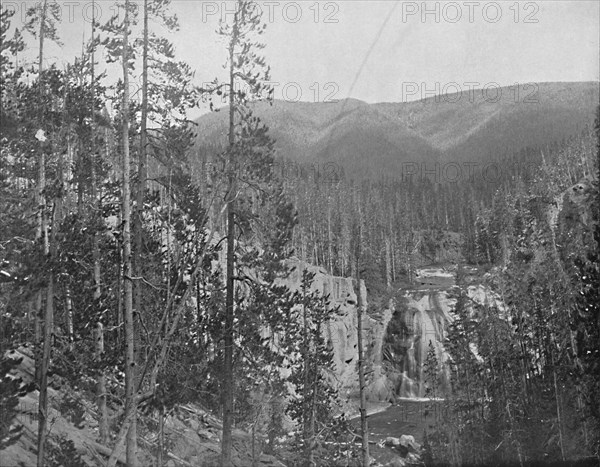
xmin=7 ymin=0 xmax=600 ymax=115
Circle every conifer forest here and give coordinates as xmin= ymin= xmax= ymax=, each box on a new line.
xmin=0 ymin=1 xmax=599 ymax=466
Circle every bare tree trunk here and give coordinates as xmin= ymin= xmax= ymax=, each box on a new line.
xmin=34 ymin=288 xmax=42 ymax=383
xmin=385 ymin=237 xmax=391 ymax=288
xmin=301 ymin=278 xmax=314 ymax=466
xmin=308 ymin=356 xmax=317 ymax=467
xmin=34 ymin=0 xmax=48 ymax=383
xmin=116 ymin=232 xmax=123 ymax=343
xmin=390 ymin=224 xmax=396 ymax=283
xmin=35 ymin=2 xmax=50 ymax=465
xmin=158 ymin=406 xmax=165 ymax=467
xmin=38 ymin=165 xmax=59 ymax=467
xmin=355 ymin=258 xmax=370 ymax=467
xmin=94 ymin=322 xmax=109 ymax=443
xmin=65 ymin=285 xmax=73 ymax=348
xmin=133 ymin=0 xmax=149 ymax=396
xmin=89 ymin=2 xmax=108 ymax=442
xmin=550 ymin=341 xmax=566 ymax=461
xmin=37 ymin=272 xmax=53 ymax=467
xmin=107 ymin=408 xmax=136 ymax=467
xmin=327 ymin=202 xmax=333 ymax=273
xmin=300 ymin=230 xmax=306 ymax=263
xmin=221 ymin=32 xmax=236 ymax=467
xmin=121 ymin=2 xmax=138 ymax=463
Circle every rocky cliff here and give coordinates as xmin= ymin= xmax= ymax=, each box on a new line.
xmin=284 ymin=260 xmax=504 ymax=403
xmin=279 ymin=260 xmax=394 ymax=405
xmin=1 ymin=347 xmax=287 ymax=467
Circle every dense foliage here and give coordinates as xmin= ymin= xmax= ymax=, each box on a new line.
xmin=0 ymin=1 xmax=598 ymax=465
xmin=424 ymin=110 xmax=600 ymax=465
xmin=0 ymin=2 xmax=351 ymax=465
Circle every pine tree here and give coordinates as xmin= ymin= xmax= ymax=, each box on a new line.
xmin=121 ymin=0 xmax=137 ymax=462
xmin=283 ymin=269 xmax=344 ymax=465
xmin=353 ymin=210 xmax=370 ymax=466
xmin=203 ymin=1 xmax=273 ymax=463
xmin=23 ymin=2 xmax=61 ymax=463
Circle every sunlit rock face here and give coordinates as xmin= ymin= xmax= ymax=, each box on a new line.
xmin=280 ymin=261 xmax=361 ymax=390
xmin=280 ymin=260 xmax=394 ymax=402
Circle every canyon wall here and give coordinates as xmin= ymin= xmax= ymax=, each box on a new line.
xmin=283 ymin=260 xmax=504 ymax=402
xmin=280 ymin=260 xmax=394 ymax=403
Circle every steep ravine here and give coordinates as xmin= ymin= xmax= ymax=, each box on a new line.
xmin=288 ymin=260 xmax=506 ymax=459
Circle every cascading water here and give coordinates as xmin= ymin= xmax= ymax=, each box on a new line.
xmin=383 ymin=268 xmax=456 ymax=398
xmin=277 ymin=260 xmax=502 ymax=404
xmin=380 ymin=266 xmax=504 ymax=400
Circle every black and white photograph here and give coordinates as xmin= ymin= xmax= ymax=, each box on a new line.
xmin=0 ymin=1 xmax=599 ymax=466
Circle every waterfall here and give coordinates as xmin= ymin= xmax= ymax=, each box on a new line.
xmin=382 ymin=266 xmax=501 ymax=400
xmin=388 ymin=288 xmax=454 ymax=398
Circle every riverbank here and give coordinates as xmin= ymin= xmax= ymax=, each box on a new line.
xmin=349 ymin=399 xmax=434 ymax=466
xmin=349 ymin=399 xmax=439 ymax=443
xmin=346 ymin=399 xmax=392 ymax=420
xmin=365 ymin=399 xmax=444 ymax=444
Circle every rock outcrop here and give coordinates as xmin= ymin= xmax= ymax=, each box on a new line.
xmin=1 ymin=347 xmax=286 ymax=467
xmin=281 ymin=261 xmax=505 ymax=403
xmin=279 ymin=260 xmax=394 ymax=404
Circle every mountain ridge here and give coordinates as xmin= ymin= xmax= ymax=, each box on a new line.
xmin=193 ymin=81 xmax=599 ymax=179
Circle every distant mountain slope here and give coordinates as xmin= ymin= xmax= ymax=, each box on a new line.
xmin=193 ymin=82 xmax=599 ymax=179
xmin=309 ymin=105 xmax=442 ymax=178
xmin=374 ymin=82 xmax=599 ymax=163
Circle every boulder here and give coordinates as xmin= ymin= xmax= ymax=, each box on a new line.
xmin=399 ymin=434 xmax=420 ymax=452
xmin=384 ymin=436 xmax=402 ymax=447
xmin=384 ymin=434 xmax=421 ymax=457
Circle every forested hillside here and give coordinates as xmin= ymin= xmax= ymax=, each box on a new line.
xmin=1 ymin=1 xmax=599 ymax=466
xmin=193 ymin=82 xmax=598 ymax=179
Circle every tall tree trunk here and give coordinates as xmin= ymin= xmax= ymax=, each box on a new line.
xmin=327 ymin=202 xmax=333 ymax=273
xmin=307 ymin=339 xmax=318 ymax=467
xmin=89 ymin=0 xmax=108 ymax=442
xmin=39 ymin=145 xmax=59 ymax=467
xmin=65 ymin=285 xmax=73 ymax=348
xmin=355 ymin=257 xmax=370 ymax=467
xmin=95 ymin=322 xmax=109 ymax=443
xmin=221 ymin=34 xmax=236 ymax=467
xmin=37 ymin=272 xmax=53 ymax=467
xmin=158 ymin=406 xmax=165 ymax=467
xmin=385 ymin=236 xmax=391 ymax=288
xmin=301 ymin=278 xmax=314 ymax=466
xmin=133 ymin=0 xmax=149 ymax=394
xmin=34 ymin=293 xmax=42 ymax=381
xmin=35 ymin=2 xmax=50 ymax=465
xmin=121 ymin=2 xmax=138 ymax=464
xmin=550 ymin=334 xmax=566 ymax=461
xmin=34 ymin=0 xmax=49 ymax=385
